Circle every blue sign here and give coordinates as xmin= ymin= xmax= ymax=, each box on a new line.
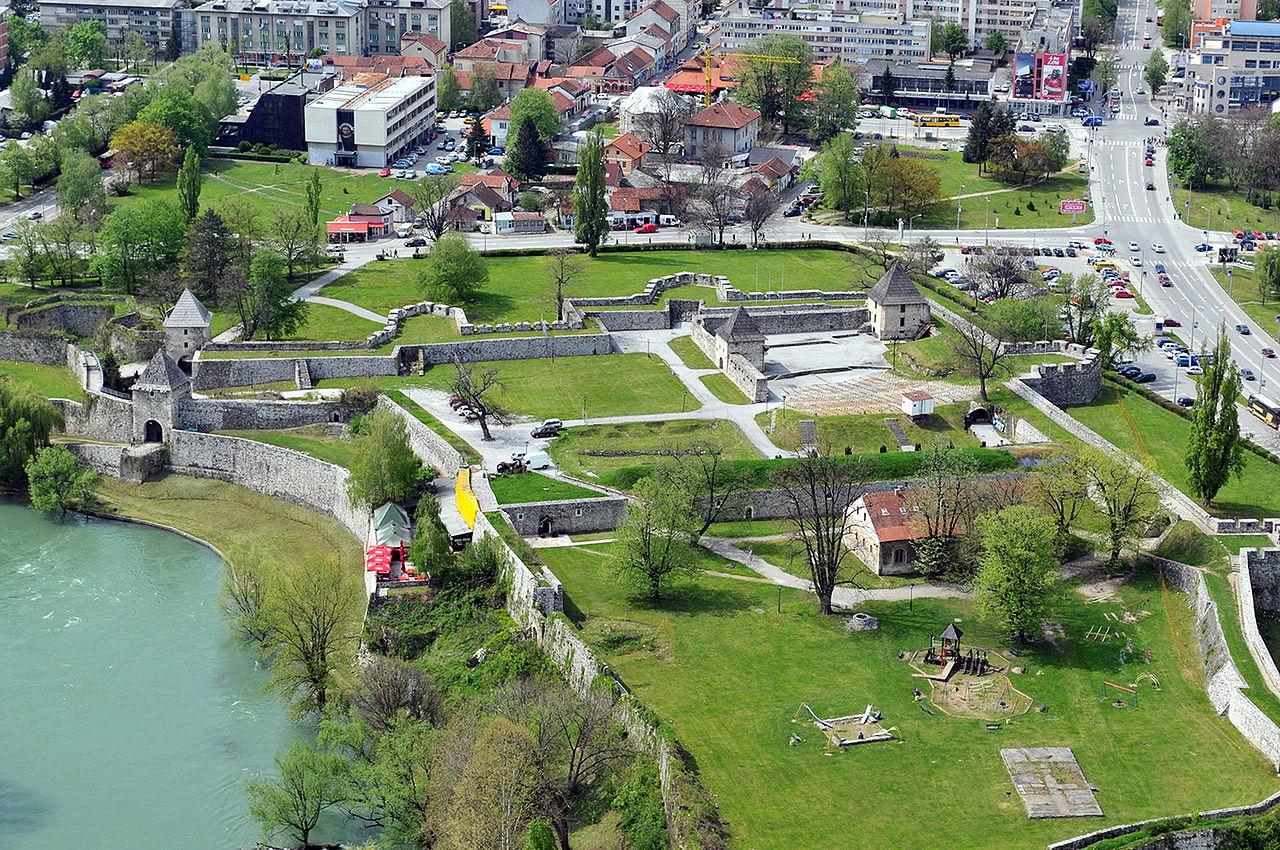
xmin=1078 ymin=79 xmax=1095 ymax=93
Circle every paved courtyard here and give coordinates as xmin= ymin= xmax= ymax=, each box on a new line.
xmin=778 ymin=371 xmax=977 ymax=416
xmin=1001 ymin=747 xmax=1104 ymax=819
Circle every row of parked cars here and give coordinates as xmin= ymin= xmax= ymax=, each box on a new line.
xmin=959 ymin=244 xmax=1080 ymax=258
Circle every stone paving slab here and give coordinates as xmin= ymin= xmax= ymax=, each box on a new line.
xmin=783 ymin=372 xmax=976 ymax=416
xmin=1001 ymin=747 xmax=1103 ymax=819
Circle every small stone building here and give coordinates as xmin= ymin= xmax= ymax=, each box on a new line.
xmin=164 ymin=289 xmax=212 ymax=361
xmin=712 ymin=307 xmax=764 ymax=370
xmin=867 ymin=264 xmax=930 ymax=341
xmin=844 ymin=488 xmax=926 ymax=576
xmin=131 ymin=349 xmax=192 ymax=444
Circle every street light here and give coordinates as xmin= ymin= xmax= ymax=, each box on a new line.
xmin=908 ymin=213 xmax=922 ymax=242
xmin=1200 ymin=204 xmax=1214 ymax=235
xmin=984 ymin=196 xmax=990 ymax=246
xmin=956 ymin=204 xmax=962 ymax=232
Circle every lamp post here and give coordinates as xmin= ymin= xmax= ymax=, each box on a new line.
xmin=908 ymin=213 xmax=922 ymax=244
xmin=956 ymin=203 xmax=962 ymax=232
xmin=984 ymin=196 xmax=990 ymax=246
xmin=1201 ymin=204 xmax=1214 ymax=235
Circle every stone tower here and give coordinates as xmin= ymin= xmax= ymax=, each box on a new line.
xmin=164 ymin=289 xmax=213 ymax=360
xmin=867 ymin=264 xmax=930 ymax=341
xmin=712 ymin=307 xmax=765 ymax=370
xmin=130 ymin=349 xmax=191 ymax=444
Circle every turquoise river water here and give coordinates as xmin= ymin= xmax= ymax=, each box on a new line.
xmin=0 ymin=500 xmax=357 ymax=849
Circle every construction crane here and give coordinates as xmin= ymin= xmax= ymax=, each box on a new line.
xmin=700 ymin=44 xmax=801 ymax=107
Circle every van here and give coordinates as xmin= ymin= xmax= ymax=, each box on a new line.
xmin=395 ymin=223 xmax=413 ymax=238
xmin=659 ymin=214 xmax=681 ymax=227
xmin=1046 ymin=123 xmax=1066 ymax=133
xmin=1078 ymin=161 xmax=1088 ymax=174
xmin=1093 ymin=260 xmax=1119 ymax=272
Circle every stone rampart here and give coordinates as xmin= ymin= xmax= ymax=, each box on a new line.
xmin=179 ymin=398 xmax=350 ymax=431
xmin=591 ymin=309 xmax=673 ymax=331
xmin=167 ymin=430 xmax=367 ymax=541
xmin=54 ymin=393 xmax=135 ymax=443
xmin=1048 ymin=790 xmax=1280 ymax=850
xmin=66 ymin=441 xmax=127 ymax=475
xmin=13 ymin=302 xmax=115 ymax=337
xmin=500 ymin=495 xmax=629 ymax=535
xmin=1022 ymin=354 xmax=1103 ymax=407
xmin=726 ymin=352 xmax=769 ymax=403
xmin=1238 ymin=549 xmax=1280 ymax=700
xmin=376 ymin=395 xmax=464 ymax=475
xmin=0 ymin=330 xmax=70 ymax=365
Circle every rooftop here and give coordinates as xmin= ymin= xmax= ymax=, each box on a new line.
xmin=306 ymin=75 xmax=433 ymax=113
xmin=164 ymin=289 xmax=212 ymax=329
xmin=687 ymin=101 xmax=760 ymax=129
xmin=867 ymin=264 xmax=924 ymax=306
xmin=134 ymin=349 xmax=191 ymax=392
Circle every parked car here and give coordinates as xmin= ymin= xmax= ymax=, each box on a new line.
xmin=1118 ymin=365 xmax=1142 ymax=378
xmin=26 ymin=211 xmax=41 ymax=220
xmin=1094 ymin=237 xmax=1112 ymax=245
xmin=379 ymin=168 xmax=392 ymax=177
xmin=784 ymin=205 xmax=802 ymax=217
xmin=1133 ymin=372 xmax=1157 ymax=383
xmin=1177 ymin=396 xmax=1195 ymax=407
xmin=635 ymin=222 xmax=658 ymax=234
xmin=1115 ymin=289 xmax=1135 ymax=298
xmin=1163 ymin=317 xmax=1182 ymax=327
xmin=530 ymin=425 xmax=560 ymax=438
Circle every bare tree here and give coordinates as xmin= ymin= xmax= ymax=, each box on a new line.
xmin=774 ymin=449 xmax=869 ymax=615
xmin=649 ymin=156 xmax=690 ymax=219
xmin=910 ymin=444 xmax=981 ymax=577
xmin=952 ymin=317 xmax=1009 ymax=401
xmin=410 ymin=173 xmax=461 ymax=240
xmin=350 ymin=656 xmax=443 ymax=733
xmin=634 ymin=88 xmax=692 ymax=158
xmin=860 ymin=235 xmax=933 ymax=284
xmin=743 ymin=185 xmax=781 ymax=248
xmin=660 ymin=442 xmax=751 ymax=538
xmin=687 ymin=142 xmax=737 ymax=246
xmin=545 ymin=248 xmax=584 ymax=320
xmin=965 ymin=247 xmax=1034 ymax=301
xmin=450 ymin=355 xmax=512 ymax=441
xmin=221 ymin=563 xmax=273 ymax=647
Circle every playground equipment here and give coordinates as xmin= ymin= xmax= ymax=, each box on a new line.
xmin=922 ymin=624 xmax=995 ymax=678
xmin=793 ymin=703 xmax=897 ymax=750
xmin=1101 ymin=680 xmax=1139 ymax=709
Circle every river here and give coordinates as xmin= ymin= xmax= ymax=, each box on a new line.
xmin=0 ymin=500 xmax=355 ymax=849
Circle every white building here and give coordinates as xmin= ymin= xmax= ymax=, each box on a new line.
xmin=1187 ymin=20 xmax=1280 ymax=114
xmin=39 ymin=0 xmax=187 ymax=55
xmin=900 ymin=0 xmax=1037 ymax=52
xmin=305 ymin=74 xmax=436 ymax=167
xmin=716 ymin=0 xmax=931 ymax=64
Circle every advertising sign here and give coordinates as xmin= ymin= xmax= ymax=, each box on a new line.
xmin=1060 ymin=200 xmax=1087 ymax=214
xmin=337 ymin=109 xmax=355 ymax=153
xmin=1040 ymin=53 xmax=1067 ymax=101
xmin=1014 ymin=52 xmax=1036 ymax=99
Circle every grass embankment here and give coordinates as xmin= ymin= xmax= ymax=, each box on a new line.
xmin=218 ymin=425 xmax=361 ymax=470
xmin=546 ymin=420 xmax=762 ymax=485
xmin=488 ymin=472 xmax=604 ymax=504
xmin=760 ymin=401 xmax=979 ymax=454
xmin=1069 ymin=384 xmax=1280 ymax=518
xmin=541 ymin=545 xmax=1279 ymax=850
xmin=0 ymin=360 xmax=84 ymax=399
xmin=386 ymin=390 xmax=481 ymax=465
xmin=699 ymin=372 xmax=751 ymax=404
xmin=318 ymin=249 xmax=881 ymax=328
xmin=1209 ymin=266 xmax=1280 ymax=337
xmin=1173 ymin=183 xmax=1280 ymax=235
xmin=668 ymin=335 xmax=713 ymax=369
xmin=893 ymin=315 xmax=1076 ymax=385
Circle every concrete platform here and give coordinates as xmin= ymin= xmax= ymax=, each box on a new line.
xmin=1001 ymin=747 xmax=1103 ymax=819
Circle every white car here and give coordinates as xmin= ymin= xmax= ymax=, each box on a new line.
xmin=1187 ymin=365 xmax=1204 ymax=375
xmin=1128 ymin=241 xmax=1140 ymax=252
xmin=1151 ymin=243 xmax=1166 ymax=253
xmin=1131 ymin=256 xmax=1143 ymax=266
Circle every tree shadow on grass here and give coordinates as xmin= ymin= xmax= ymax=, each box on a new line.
xmin=624 ymin=577 xmax=758 ymax=618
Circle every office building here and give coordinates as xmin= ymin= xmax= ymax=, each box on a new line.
xmin=305 ymin=73 xmax=436 ymax=166
xmin=716 ymin=1 xmax=931 ymax=64
xmin=1187 ymin=19 xmax=1280 ymax=114
xmin=862 ymin=58 xmax=996 ymax=106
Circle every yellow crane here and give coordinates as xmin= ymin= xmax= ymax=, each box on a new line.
xmin=700 ymin=44 xmax=801 ymax=107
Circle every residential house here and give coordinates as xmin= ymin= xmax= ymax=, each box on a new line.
xmin=534 ymin=77 xmax=591 ymax=113
xmin=743 ymin=155 xmax=795 ymax=190
xmin=506 ymin=0 xmax=566 ymax=25
xmin=460 ymin=169 xmax=520 ymax=203
xmin=604 ymin=132 xmax=652 ymax=174
xmin=323 ymin=54 xmax=434 ymax=79
xmin=445 ymin=206 xmax=482 ymax=231
xmin=483 ymin=103 xmax=514 ymax=146
xmin=625 ymin=0 xmax=686 ymax=53
xmin=567 ymin=44 xmax=655 ymax=93
xmin=400 ymin=32 xmax=449 ymax=66
xmin=327 ymin=203 xmax=394 ymax=241
xmin=843 ymin=489 xmax=925 ymax=576
xmin=372 ymin=189 xmax=418 ymax=223
xmin=684 ymin=101 xmax=760 ymax=159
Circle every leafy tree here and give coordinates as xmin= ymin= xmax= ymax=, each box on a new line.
xmin=6 ymin=14 xmax=47 ymax=64
xmin=733 ymin=34 xmax=815 ymax=133
xmin=879 ymin=67 xmax=897 ymax=105
xmin=469 ymin=64 xmax=500 ymax=111
xmin=182 ymin=209 xmax=235 ymax=301
xmin=194 ymin=72 xmax=238 ymax=122
xmin=67 ymin=19 xmax=107 ymax=67
xmin=1092 ymin=310 xmax=1145 ymax=368
xmin=264 ymin=557 xmax=357 ymax=714
xmin=438 ymin=66 xmax=463 ymax=112
xmin=612 ymin=473 xmax=697 ymax=601
xmin=1167 ymin=119 xmax=1212 ymax=189
xmin=165 ymin=25 xmax=182 ymax=62
xmin=466 ymin=123 xmax=492 ymax=165
xmin=55 ymin=149 xmax=105 ymax=220
xmin=9 ymin=70 xmax=48 ymax=126
xmin=988 ymin=296 xmax=1060 ymax=341
xmin=1039 ymin=128 xmax=1071 ymax=172
xmin=176 ymin=145 xmax=202 ymax=220
xmin=1186 ymin=325 xmax=1245 ymax=507
xmin=419 ymin=233 xmax=489 ymax=302
xmin=1144 ymin=49 xmax=1168 ymax=95
xmin=346 ymin=407 xmax=424 ymax=507
xmin=938 ymin=22 xmax=968 ymax=60
xmin=122 ymin=31 xmax=150 ymax=72
xmin=450 ymin=0 xmax=478 ymax=49
xmin=525 ymin=820 xmax=557 ymax=850
xmin=809 ymin=62 xmax=858 ymax=142
xmin=505 ymin=115 xmax=547 ymax=181
xmin=1091 ymin=51 xmax=1121 ymax=102
xmin=974 ymin=505 xmax=1058 ymax=642
xmin=985 ymin=31 xmax=1008 ymax=53
xmin=111 ymin=120 xmax=180 ymax=182
xmin=912 ymin=443 xmax=981 ymax=577
xmin=95 ymin=200 xmax=186 ymax=293
xmin=811 ymin=133 xmax=864 ymax=219
xmin=1258 ymin=247 xmax=1280 ymax=304
xmin=1057 ymin=273 xmax=1110 ymax=346
xmin=1163 ymin=0 xmax=1191 ymax=49
xmin=138 ymin=88 xmax=214 ymax=152
xmin=1080 ymin=447 xmax=1161 ymax=568
xmin=304 ymin=166 xmax=322 ymax=225
xmin=0 ymin=140 xmax=35 ymax=201
xmin=25 ymin=445 xmax=98 ymax=516
xmin=233 ymin=247 xmax=309 ymax=340
xmin=572 ymin=132 xmax=609 ymax=257
xmin=613 ymin=757 xmax=668 ymax=850
xmin=507 ymin=87 xmax=559 ymax=141
xmin=1033 ymin=449 xmax=1092 ymax=548
xmin=442 ymin=717 xmax=543 ymax=850
xmin=246 ymin=741 xmax=350 ymax=848
xmin=0 ymin=379 xmax=63 ymax=485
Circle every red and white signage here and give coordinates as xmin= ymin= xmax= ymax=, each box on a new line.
xmin=1060 ymin=200 xmax=1087 ymax=214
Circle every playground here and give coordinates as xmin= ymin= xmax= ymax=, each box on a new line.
xmin=907 ymin=624 xmax=1034 ymax=721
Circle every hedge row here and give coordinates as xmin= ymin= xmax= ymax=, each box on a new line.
xmin=210 ymin=150 xmax=300 ymax=163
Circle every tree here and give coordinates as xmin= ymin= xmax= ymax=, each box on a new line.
xmin=1092 ymin=310 xmax=1146 ymax=369
xmin=0 ymin=379 xmax=63 ymax=485
xmin=138 ymin=88 xmax=215 ymax=153
xmin=181 ymin=209 xmax=235 ymax=302
xmin=572 ymin=132 xmax=609 ymax=258
xmin=466 ymin=124 xmax=492 ymax=165
xmin=176 ymin=145 xmax=202 ymax=220
xmin=743 ymin=185 xmax=780 ymax=248
xmin=450 ymin=0 xmax=478 ymax=49
xmin=1186 ymin=325 xmax=1246 ymax=507
xmin=1091 ymin=51 xmax=1121 ymax=103
xmin=967 ymin=250 xmax=1034 ymax=302
xmin=875 ymin=156 xmax=942 ymax=217
xmin=613 ymin=757 xmax=668 ymax=850
xmin=110 ymin=121 xmax=180 ymax=183
xmin=303 ymin=167 xmax=322 ymax=226
xmin=265 ymin=557 xmax=357 ymax=714
xmin=55 ymin=149 xmax=106 ymax=221
xmin=879 ymin=67 xmax=897 ymax=105
xmin=438 ymin=66 xmax=463 ymax=113
xmin=1258 ymin=247 xmax=1280 ymax=305
xmin=442 ymin=718 xmax=542 ymax=850
xmin=1033 ymin=449 xmax=1092 ymax=548
xmin=1080 ymin=447 xmax=1161 ymax=568
xmin=545 ymin=248 xmax=583 ymax=320
xmin=985 ymin=31 xmax=1007 ymax=53
xmin=6 ymin=15 xmax=47 ymax=65
xmin=774 ymin=450 xmax=869 ymax=614
xmin=808 ymin=62 xmax=858 ymax=142
xmin=347 ymin=408 xmax=423 ymax=507
xmin=165 ymin=25 xmax=182 ymax=62
xmin=633 ymin=88 xmax=691 ymax=157
xmin=1144 ymin=49 xmax=1168 ymax=95
xmin=246 ymin=741 xmax=350 ymax=849
xmin=1057 ymin=273 xmax=1110 ymax=346
xmin=987 ymin=296 xmax=1059 ymax=341
xmin=267 ymin=207 xmax=318 ymax=281
xmin=67 ymin=20 xmax=107 ymax=67
xmin=222 ymin=562 xmax=273 ymax=648
xmin=938 ymin=22 xmax=968 ymax=60
xmin=612 ymin=474 xmax=698 ymax=601
xmin=974 ymin=505 xmax=1058 ymax=642
xmin=1167 ymin=119 xmax=1212 ymax=189
xmin=419 ymin=233 xmax=488 ymax=303
xmin=911 ymin=444 xmax=980 ymax=577
xmin=95 ymin=201 xmax=186 ymax=293
xmin=1163 ymin=0 xmax=1191 ymax=49
xmin=409 ymin=173 xmax=461 ymax=240
xmin=1080 ymin=14 xmax=1109 ymax=57
xmin=122 ymin=31 xmax=150 ymax=71
xmin=469 ymin=64 xmax=500 ymax=111
xmin=10 ymin=220 xmax=45 ymax=287
xmin=525 ymin=820 xmax=557 ymax=850
xmin=661 ymin=441 xmax=750 ymax=538
xmin=449 ymin=356 xmax=511 ymax=441
xmin=37 ymin=214 xmax=88 ymax=288
xmin=232 ymin=248 xmax=308 ymax=340
xmin=505 ymin=115 xmax=547 ymax=181
xmin=508 ymin=88 xmax=560 ymax=142
xmin=812 ymin=133 xmax=864 ymax=219
xmin=952 ymin=317 xmax=1009 ymax=401
xmin=686 ymin=144 xmax=737 ymax=245
xmin=9 ymin=70 xmax=47 ymax=126
xmin=733 ymin=35 xmax=815 ymax=134
xmin=24 ymin=445 xmax=96 ymax=516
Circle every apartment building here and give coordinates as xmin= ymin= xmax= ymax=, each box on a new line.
xmin=1194 ymin=0 xmax=1256 ymax=23
xmin=305 ymin=73 xmax=436 ymax=166
xmin=363 ymin=0 xmax=452 ymax=56
xmin=716 ymin=0 xmax=931 ymax=64
xmin=900 ymin=0 xmax=1037 ymax=52
xmin=39 ymin=0 xmax=186 ymax=55
xmin=1186 ymin=19 xmax=1280 ymax=114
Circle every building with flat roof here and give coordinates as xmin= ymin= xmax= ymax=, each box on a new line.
xmin=716 ymin=0 xmax=931 ymax=64
xmin=900 ymin=0 xmax=1038 ymax=53
xmin=305 ymin=73 xmax=436 ymax=167
xmin=193 ymin=0 xmax=366 ymax=62
xmin=39 ymin=0 xmax=186 ymax=55
xmin=1187 ymin=19 xmax=1280 ymax=113
xmin=862 ymin=58 xmax=996 ymax=107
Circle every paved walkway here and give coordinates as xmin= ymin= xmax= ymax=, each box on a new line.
xmin=307 ymin=296 xmax=387 ymax=323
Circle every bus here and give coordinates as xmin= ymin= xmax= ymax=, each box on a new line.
xmin=1249 ymin=394 xmax=1280 ymax=428
xmin=914 ymin=113 xmax=961 ymax=127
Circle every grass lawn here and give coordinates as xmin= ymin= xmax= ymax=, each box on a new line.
xmin=1172 ymin=182 xmax=1280 ymax=235
xmin=759 ymin=401 xmax=979 ymax=454
xmin=319 ymin=249 xmax=883 ymax=325
xmin=218 ymin=425 xmax=360 ymax=470
xmin=386 ymin=389 xmax=482 ymax=464
xmin=699 ymin=372 xmax=750 ymax=404
xmin=0 ymin=360 xmax=83 ymax=399
xmin=409 ymin=354 xmax=691 ymax=419
xmin=543 ymin=544 xmax=1280 ymax=849
xmin=706 ymin=518 xmax=795 ymax=537
xmin=113 ymin=159 xmax=394 ymax=222
xmin=668 ymin=335 xmax=713 ymax=369
xmin=1069 ymin=385 xmax=1280 ymax=518
xmin=915 ymin=172 xmax=1094 ymax=230
xmin=1209 ymin=266 xmax=1280 ymax=336
xmin=488 ymin=472 xmax=604 ymax=504
xmin=893 ymin=315 xmax=1077 ymax=385
xmin=734 ymin=537 xmax=910 ymax=589
xmin=546 ymin=419 xmax=761 ymax=486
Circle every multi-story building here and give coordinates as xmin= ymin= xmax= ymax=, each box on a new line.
xmin=39 ymin=0 xmax=186 ymax=56
xmin=0 ymin=6 xmax=10 ymax=69
xmin=1186 ymin=19 xmax=1280 ymax=114
xmin=900 ymin=0 xmax=1037 ymax=53
xmin=716 ymin=0 xmax=931 ymax=65
xmin=862 ymin=57 xmax=996 ymax=106
xmin=683 ymin=100 xmax=759 ymax=158
xmin=1194 ymin=0 xmax=1256 ymax=23
xmin=305 ymin=73 xmax=436 ymax=166
xmin=192 ymin=0 xmax=450 ymax=63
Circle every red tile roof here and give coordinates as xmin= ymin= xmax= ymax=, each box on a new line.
xmin=455 ymin=41 xmax=501 ymax=60
xmin=400 ymin=32 xmax=448 ymax=54
xmin=549 ymin=90 xmax=575 ymax=114
xmin=379 ymin=189 xmax=417 ymax=207
xmin=688 ymin=101 xmax=760 ymax=129
xmin=609 ymin=187 xmax=641 ymax=212
xmin=606 ymin=132 xmax=651 ymax=160
xmin=856 ymin=490 xmax=923 ymax=544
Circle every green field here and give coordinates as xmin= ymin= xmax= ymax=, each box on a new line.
xmin=541 ymin=544 xmax=1279 ymax=850
xmin=218 ymin=425 xmax=361 ymax=470
xmin=734 ymin=537 xmax=909 ymax=589
xmin=318 ymin=249 xmax=884 ymax=327
xmin=1068 ymin=385 xmax=1280 ymax=517
xmin=488 ymin=472 xmax=604 ymax=504
xmin=668 ymin=335 xmax=714 ymax=369
xmin=1173 ymin=183 xmax=1280 ymax=235
xmin=917 ymin=173 xmax=1095 ymax=230
xmin=699 ymin=372 xmax=750 ymax=404
xmin=893 ymin=315 xmax=1076 ymax=385
xmin=760 ymin=401 xmax=980 ymax=454
xmin=0 ymin=360 xmax=83 ymax=399
xmin=546 ymin=419 xmax=761 ymax=485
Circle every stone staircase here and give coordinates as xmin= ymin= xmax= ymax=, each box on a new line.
xmin=294 ymin=359 xmax=313 ymax=390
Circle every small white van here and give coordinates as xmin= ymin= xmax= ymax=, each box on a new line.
xmin=658 ymin=215 xmax=681 ymax=227
xmin=395 ymin=223 xmax=414 ymax=238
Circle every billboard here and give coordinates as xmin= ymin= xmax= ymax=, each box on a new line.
xmin=1014 ymin=52 xmax=1036 ymax=100
xmin=1060 ymin=200 xmax=1087 ymax=214
xmin=1040 ymin=54 xmax=1067 ymax=101
xmin=1012 ymin=53 xmax=1069 ymax=102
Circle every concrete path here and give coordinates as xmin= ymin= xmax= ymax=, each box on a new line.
xmin=307 ymin=296 xmax=388 ymax=323
xmin=700 ymin=536 xmax=967 ymax=605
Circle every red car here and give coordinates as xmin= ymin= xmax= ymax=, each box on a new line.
xmin=1144 ymin=158 xmax=1154 ymax=166
xmin=379 ymin=168 xmax=392 ymax=177
xmin=1094 ymin=236 xmax=1112 ymax=245
xmin=1234 ymin=229 xmax=1246 ymax=240
xmin=1264 ymin=348 xmax=1276 ymax=359
xmin=634 ymin=222 xmax=658 ymax=234
xmin=1163 ymin=318 xmax=1182 ymax=327
xmin=1114 ymin=289 xmax=1135 ymax=299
